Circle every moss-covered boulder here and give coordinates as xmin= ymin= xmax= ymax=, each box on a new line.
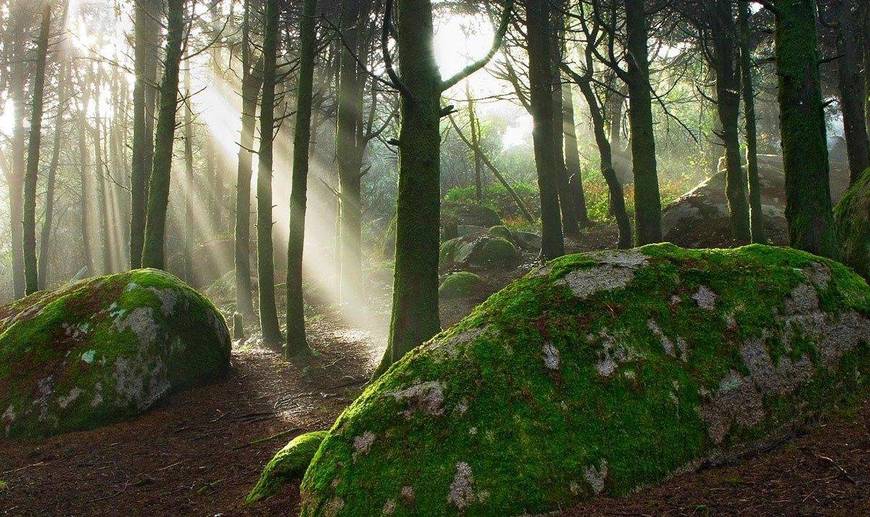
xmin=834 ymin=168 xmax=868 ymax=279
xmin=0 ymin=269 xmax=231 ymax=438
xmin=440 ymin=236 xmax=520 ymax=271
xmin=439 ymin=272 xmax=486 ymax=300
xmin=441 ymin=202 xmax=501 ymax=230
xmin=488 ymin=225 xmax=513 ymax=241
xmin=298 ymin=244 xmax=869 ymax=515
xmin=247 ymin=430 xmax=328 ymax=504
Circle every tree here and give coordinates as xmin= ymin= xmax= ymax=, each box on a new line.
xmin=285 ymin=0 xmax=318 ymax=358
xmin=527 ymin=0 xmax=565 ymax=259
xmin=562 ymin=81 xmax=590 ymax=225
xmin=130 ymin=0 xmax=160 ymax=269
xmin=772 ymin=0 xmax=838 ymax=257
xmin=623 ymin=0 xmax=662 ymax=244
xmin=373 ymin=0 xmax=513 ymax=377
xmin=141 ymin=0 xmax=186 ymax=268
xmin=737 ymin=0 xmax=766 ymax=243
xmin=256 ymin=0 xmax=283 ymax=345
xmin=550 ymin=7 xmax=580 ymax=239
xmin=39 ymin=60 xmax=69 ymax=289
xmin=23 ymin=0 xmax=52 ymax=294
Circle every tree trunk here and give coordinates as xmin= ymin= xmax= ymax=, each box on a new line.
xmin=285 ymin=0 xmax=318 ymax=357
xmin=773 ymin=0 xmax=838 ymax=257
xmin=78 ymin=76 xmax=95 ymax=276
xmin=39 ymin=61 xmax=69 ymax=289
xmin=234 ymin=0 xmax=260 ymax=320
xmin=23 ymin=2 xmax=52 ymax=294
xmin=256 ymin=0 xmax=283 ymax=345
xmin=466 ymin=81 xmax=483 ymax=203
xmin=92 ymin=67 xmax=113 ymax=274
xmin=183 ymin=59 xmax=194 ymax=283
xmin=834 ymin=0 xmax=870 ymax=184
xmin=562 ymin=82 xmax=589 ymax=224
xmin=624 ymin=0 xmax=662 ymax=244
xmin=738 ymin=0 xmax=766 ymax=243
xmin=336 ymin=0 xmax=370 ymax=308
xmin=374 ymin=0 xmax=444 ymax=376
xmin=8 ymin=17 xmax=28 ymax=297
xmin=527 ymin=0 xmax=565 ymax=258
xmin=711 ymin=0 xmax=751 ymax=243
xmin=551 ymin=12 xmax=580 ymax=239
xmin=130 ymin=0 xmax=160 ymax=269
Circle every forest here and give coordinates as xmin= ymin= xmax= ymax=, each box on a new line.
xmin=0 ymin=0 xmax=868 ymax=514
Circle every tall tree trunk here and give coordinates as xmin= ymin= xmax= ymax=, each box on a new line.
xmin=8 ymin=15 xmax=29 ymax=297
xmin=130 ymin=0 xmax=160 ymax=268
xmin=375 ymin=0 xmax=444 ymax=376
xmin=285 ymin=0 xmax=317 ymax=357
xmin=256 ymin=0 xmax=282 ymax=344
xmin=834 ymin=0 xmax=870 ymax=184
xmin=527 ymin=0 xmax=565 ymax=258
xmin=562 ymin=82 xmax=589 ymax=224
xmin=234 ymin=0 xmax=260 ymax=320
xmin=39 ymin=61 xmax=69 ymax=289
xmin=141 ymin=0 xmax=186 ymax=268
xmin=78 ymin=77 xmax=95 ymax=275
xmin=92 ymin=67 xmax=112 ymax=274
xmin=738 ymin=0 xmax=766 ymax=243
xmin=183 ymin=58 xmax=194 ymax=283
xmin=624 ymin=0 xmax=662 ymax=244
xmin=773 ymin=0 xmax=838 ymax=257
xmin=551 ymin=11 xmax=580 ymax=239
xmin=466 ymin=81 xmax=483 ymax=203
xmin=23 ymin=1 xmax=52 ymax=294
xmin=711 ymin=0 xmax=751 ymax=243
xmin=336 ymin=0 xmax=370 ymax=308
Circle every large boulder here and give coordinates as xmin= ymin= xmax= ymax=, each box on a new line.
xmin=0 ymin=269 xmax=231 ymax=438
xmin=439 ymin=235 xmax=519 ymax=271
xmin=441 ymin=202 xmax=502 ymax=230
xmin=297 ymin=244 xmax=868 ymax=515
xmin=662 ymin=155 xmax=851 ymax=248
xmin=834 ymin=168 xmax=869 ymax=279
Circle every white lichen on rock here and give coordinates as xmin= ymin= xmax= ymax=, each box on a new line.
xmin=447 ymin=462 xmax=475 ymax=509
xmin=113 ymin=307 xmax=159 ymax=346
xmin=583 ymin=459 xmax=608 ymax=495
xmin=388 ymin=381 xmax=445 ymax=418
xmin=542 ymin=341 xmax=560 ymax=370
xmin=692 ymin=285 xmax=717 ymax=310
xmin=352 ymin=431 xmax=376 ymax=457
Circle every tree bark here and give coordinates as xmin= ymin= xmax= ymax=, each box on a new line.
xmin=834 ymin=0 xmax=870 ymax=184
xmin=39 ymin=61 xmax=69 ymax=289
xmin=183 ymin=58 xmax=194 ymax=283
xmin=466 ymin=81 xmax=484 ymax=203
xmin=710 ymin=0 xmax=751 ymax=243
xmin=551 ymin=10 xmax=580 ymax=239
xmin=234 ymin=0 xmax=260 ymax=320
xmin=23 ymin=1 xmax=52 ymax=294
xmin=562 ymin=82 xmax=589 ymax=225
xmin=78 ymin=75 xmax=95 ymax=276
xmin=738 ymin=0 xmax=766 ymax=243
xmin=285 ymin=0 xmax=318 ymax=357
xmin=130 ymin=0 xmax=160 ymax=269
xmin=141 ymin=0 xmax=185 ymax=269
xmin=527 ymin=0 xmax=565 ymax=258
xmin=256 ymin=0 xmax=283 ymax=345
xmin=624 ymin=0 xmax=662 ymax=244
xmin=773 ymin=0 xmax=838 ymax=257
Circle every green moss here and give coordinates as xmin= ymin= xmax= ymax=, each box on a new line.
xmin=468 ymin=237 xmax=518 ymax=268
xmin=296 ymin=244 xmax=869 ymax=515
xmin=438 ymin=238 xmax=462 ymax=270
xmin=488 ymin=225 xmax=512 ymax=241
xmin=246 ymin=430 xmax=328 ymax=505
xmin=834 ymin=168 xmax=869 ymax=279
xmin=0 ymin=269 xmax=231 ymax=439
xmin=439 ymin=272 xmax=485 ymax=299
xmin=0 ymin=480 xmax=6 ymax=492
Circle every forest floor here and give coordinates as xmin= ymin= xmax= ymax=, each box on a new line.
xmin=1 ymin=223 xmax=868 ymax=515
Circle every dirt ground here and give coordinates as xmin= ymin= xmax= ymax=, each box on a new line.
xmin=1 ymin=223 xmax=868 ymax=515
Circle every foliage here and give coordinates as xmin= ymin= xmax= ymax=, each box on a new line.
xmin=438 ymin=272 xmax=486 ymax=299
xmin=834 ymin=168 xmax=869 ymax=278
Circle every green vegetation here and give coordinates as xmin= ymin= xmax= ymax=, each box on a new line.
xmin=0 ymin=269 xmax=231 ymax=438
xmin=294 ymin=244 xmax=867 ymax=515
xmin=246 ymin=430 xmax=328 ymax=504
xmin=834 ymin=168 xmax=869 ymax=278
xmin=439 ymin=272 xmax=486 ymax=299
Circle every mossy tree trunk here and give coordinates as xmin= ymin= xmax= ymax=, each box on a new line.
xmin=7 ymin=4 xmax=30 ymax=298
xmin=466 ymin=81 xmax=484 ymax=204
xmin=773 ymin=0 xmax=838 ymax=257
xmin=527 ymin=0 xmax=565 ymax=259
xmin=285 ymin=0 xmax=318 ymax=358
xmin=710 ymin=0 xmax=751 ymax=243
xmin=624 ymin=0 xmax=662 ymax=244
xmin=130 ymin=0 xmax=160 ymax=269
xmin=23 ymin=1 xmax=52 ymax=295
xmin=375 ymin=0 xmax=512 ymax=377
xmin=141 ymin=0 xmax=185 ymax=269
xmin=39 ymin=60 xmax=69 ymax=289
xmin=562 ymin=82 xmax=589 ymax=225
xmin=738 ymin=0 xmax=766 ymax=243
xmin=833 ymin=0 xmax=869 ymax=184
xmin=256 ymin=0 xmax=282 ymax=345
xmin=336 ymin=0 xmax=371 ymax=308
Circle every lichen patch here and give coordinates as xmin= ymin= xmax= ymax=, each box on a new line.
xmin=583 ymin=459 xmax=608 ymax=495
xmin=352 ymin=431 xmax=375 ymax=457
xmin=542 ymin=342 xmax=560 ymax=370
xmin=447 ymin=462 xmax=475 ymax=510
xmin=387 ymin=381 xmax=445 ymax=418
xmin=692 ymin=285 xmax=717 ymax=310
xmin=559 ymin=265 xmax=636 ymax=300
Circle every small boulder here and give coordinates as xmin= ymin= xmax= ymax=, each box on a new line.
xmin=440 ymin=236 xmax=520 ymax=271
xmin=512 ymin=230 xmax=543 ymax=252
xmin=246 ymin=430 xmax=328 ymax=504
xmin=442 ymin=202 xmax=502 ymax=230
xmin=439 ymin=272 xmax=486 ymax=299
xmin=488 ymin=225 xmax=513 ymax=241
xmin=834 ymin=168 xmax=868 ymax=279
xmin=297 ymin=244 xmax=869 ymax=515
xmin=0 ymin=269 xmax=231 ymax=438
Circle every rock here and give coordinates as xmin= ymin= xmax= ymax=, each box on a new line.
xmin=834 ymin=168 xmax=868 ymax=279
xmin=246 ymin=430 xmax=328 ymax=504
xmin=488 ymin=225 xmax=513 ymax=241
xmin=662 ymin=155 xmax=852 ymax=248
xmin=439 ymin=272 xmax=486 ymax=299
xmin=296 ymin=244 xmax=869 ymax=515
xmin=512 ymin=231 xmax=542 ymax=252
xmin=439 ymin=235 xmax=519 ymax=271
xmin=0 ymin=269 xmax=231 ymax=438
xmin=457 ymin=225 xmax=487 ymax=238
xmin=441 ymin=202 xmax=502 ymax=230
